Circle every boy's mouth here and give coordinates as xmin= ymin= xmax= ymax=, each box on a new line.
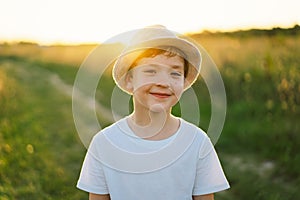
xmin=149 ymin=92 xmax=171 ymax=98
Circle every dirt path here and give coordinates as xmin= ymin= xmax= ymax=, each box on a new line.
xmin=2 ymin=60 xmax=117 ymax=146
xmin=49 ymin=73 xmax=116 ymax=123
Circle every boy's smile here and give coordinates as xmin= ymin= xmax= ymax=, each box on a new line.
xmin=126 ymin=53 xmax=185 ymax=113
xmin=149 ymin=91 xmax=171 ymax=99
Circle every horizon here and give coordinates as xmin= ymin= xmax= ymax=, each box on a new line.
xmin=1 ymin=24 xmax=299 ymax=46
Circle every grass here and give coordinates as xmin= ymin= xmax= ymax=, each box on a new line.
xmin=0 ymin=58 xmax=87 ymax=199
xmin=209 ymin=34 xmax=300 ymax=199
xmin=0 ymin=27 xmax=299 ymax=199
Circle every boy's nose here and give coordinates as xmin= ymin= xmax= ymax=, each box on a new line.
xmin=154 ymin=73 xmax=171 ymax=88
xmin=156 ymin=81 xmax=170 ymax=88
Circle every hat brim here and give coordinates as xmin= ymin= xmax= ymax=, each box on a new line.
xmin=113 ymin=37 xmax=201 ymax=94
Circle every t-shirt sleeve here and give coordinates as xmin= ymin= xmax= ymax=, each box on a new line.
xmin=192 ymin=136 xmax=230 ymax=195
xmin=77 ymin=135 xmax=109 ymax=194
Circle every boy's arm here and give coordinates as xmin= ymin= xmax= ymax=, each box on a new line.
xmin=89 ymin=193 xmax=111 ymax=200
xmin=193 ymin=193 xmax=214 ymax=200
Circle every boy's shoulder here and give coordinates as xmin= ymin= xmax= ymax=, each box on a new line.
xmin=179 ymin=118 xmax=208 ymax=139
xmin=179 ymin=118 xmax=214 ymax=155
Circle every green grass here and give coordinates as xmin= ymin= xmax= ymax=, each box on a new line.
xmin=0 ymin=58 xmax=87 ymax=199
xmin=213 ymin=35 xmax=300 ymax=199
xmin=0 ymin=29 xmax=300 ymax=199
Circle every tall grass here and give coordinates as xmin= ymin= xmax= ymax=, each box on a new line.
xmin=196 ymin=34 xmax=300 ymax=199
xmin=0 ymin=58 xmax=87 ymax=199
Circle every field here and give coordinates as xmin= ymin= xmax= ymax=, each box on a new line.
xmin=0 ymin=26 xmax=299 ymax=199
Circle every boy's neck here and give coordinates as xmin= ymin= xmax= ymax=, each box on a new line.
xmin=127 ymin=110 xmax=180 ymax=140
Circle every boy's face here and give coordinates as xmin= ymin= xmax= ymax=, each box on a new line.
xmin=126 ymin=53 xmax=185 ymax=113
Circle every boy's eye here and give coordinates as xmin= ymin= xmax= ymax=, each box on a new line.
xmin=143 ymin=69 xmax=156 ymax=74
xmin=171 ymin=71 xmax=182 ymax=77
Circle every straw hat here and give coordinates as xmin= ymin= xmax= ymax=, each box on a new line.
xmin=112 ymin=25 xmax=202 ymax=94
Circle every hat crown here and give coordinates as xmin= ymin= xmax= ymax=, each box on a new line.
xmin=128 ymin=25 xmax=177 ymax=47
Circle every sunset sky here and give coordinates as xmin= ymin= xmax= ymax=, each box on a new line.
xmin=1 ymin=0 xmax=299 ymax=44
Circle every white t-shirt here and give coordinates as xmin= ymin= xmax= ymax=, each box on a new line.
xmin=77 ymin=117 xmax=230 ymax=199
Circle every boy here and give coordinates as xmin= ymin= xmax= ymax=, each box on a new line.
xmin=77 ymin=25 xmax=230 ymax=200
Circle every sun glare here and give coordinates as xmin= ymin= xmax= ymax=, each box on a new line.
xmin=0 ymin=0 xmax=299 ymax=45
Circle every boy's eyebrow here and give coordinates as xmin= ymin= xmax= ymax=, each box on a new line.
xmin=171 ymin=65 xmax=184 ymax=70
xmin=150 ymin=63 xmax=184 ymax=68
xmin=138 ymin=63 xmax=184 ymax=70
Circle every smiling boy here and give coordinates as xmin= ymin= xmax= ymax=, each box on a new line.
xmin=77 ymin=25 xmax=230 ymax=200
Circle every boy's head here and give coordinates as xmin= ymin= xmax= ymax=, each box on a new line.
xmin=125 ymin=49 xmax=186 ymax=112
xmin=113 ymin=25 xmax=202 ymax=95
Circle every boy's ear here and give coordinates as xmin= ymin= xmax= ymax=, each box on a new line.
xmin=125 ymin=73 xmax=134 ymax=93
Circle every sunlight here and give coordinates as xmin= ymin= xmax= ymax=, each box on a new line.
xmin=0 ymin=0 xmax=299 ymax=44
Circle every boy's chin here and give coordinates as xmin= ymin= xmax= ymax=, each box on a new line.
xmin=149 ymin=104 xmax=170 ymax=113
